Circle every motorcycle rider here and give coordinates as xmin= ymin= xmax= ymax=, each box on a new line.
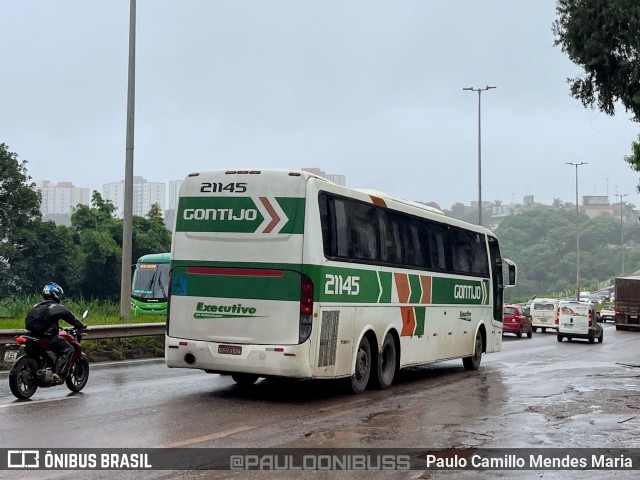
xmin=24 ymin=282 xmax=86 ymax=384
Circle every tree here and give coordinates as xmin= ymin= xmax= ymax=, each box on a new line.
xmin=624 ymin=134 xmax=640 ymax=172
xmin=496 ymin=209 xmax=640 ymax=300
xmin=0 ymin=144 xmax=43 ymax=298
xmin=7 ymin=221 xmax=79 ymax=296
xmin=0 ymin=144 xmax=41 ymax=240
xmin=553 ymin=0 xmax=640 ymax=121
xmin=554 ymin=1 xmax=640 ymax=185
xmin=132 ymin=203 xmax=171 ymax=262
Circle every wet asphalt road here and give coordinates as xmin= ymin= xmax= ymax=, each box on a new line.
xmin=1 ymin=321 xmax=639 ymax=479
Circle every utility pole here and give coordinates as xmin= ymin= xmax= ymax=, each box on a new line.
xmin=615 ymin=193 xmax=629 ymax=276
xmin=566 ymin=162 xmax=587 ymax=300
xmin=120 ymin=0 xmax=136 ymax=319
xmin=463 ymin=85 xmax=496 ymax=227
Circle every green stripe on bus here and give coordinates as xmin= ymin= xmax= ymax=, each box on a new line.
xmin=414 ymin=307 xmax=426 ymax=336
xmin=431 ymin=277 xmax=488 ymax=305
xmin=409 ymin=275 xmax=422 ymax=304
xmin=276 ymin=197 xmax=306 ymax=234
xmin=171 ymin=266 xmax=301 ymax=301
xmin=175 ymin=197 xmax=305 ymax=234
xmin=379 ymin=272 xmax=392 ymax=303
xmin=170 ymin=260 xmax=490 ymax=305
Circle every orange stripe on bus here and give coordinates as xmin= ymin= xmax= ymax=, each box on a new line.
xmin=400 ymin=307 xmax=416 ymax=336
xmin=394 ymin=273 xmax=410 ymax=303
xmin=370 ymin=196 xmax=387 ymax=207
xmin=420 ymin=276 xmax=432 ymax=303
xmin=259 ymin=197 xmax=281 ymax=233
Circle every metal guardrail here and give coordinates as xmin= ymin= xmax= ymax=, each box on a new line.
xmin=0 ymin=323 xmax=165 ymax=345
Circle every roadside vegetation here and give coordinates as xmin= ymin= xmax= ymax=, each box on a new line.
xmin=496 ymin=209 xmax=640 ymax=302
xmin=0 ymin=142 xmax=171 ymax=305
xmin=0 ymin=297 xmax=164 ymax=329
xmin=0 ymin=298 xmax=165 ymax=369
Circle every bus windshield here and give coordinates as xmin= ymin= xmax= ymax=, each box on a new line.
xmin=132 ymin=263 xmax=170 ymax=300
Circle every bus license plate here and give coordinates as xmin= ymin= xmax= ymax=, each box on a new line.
xmin=218 ymin=345 xmax=242 ymax=355
xmin=3 ymin=346 xmax=19 ymax=363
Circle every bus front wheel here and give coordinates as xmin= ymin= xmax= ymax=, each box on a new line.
xmin=350 ymin=336 xmax=372 ymax=394
xmin=463 ymin=332 xmax=483 ymax=371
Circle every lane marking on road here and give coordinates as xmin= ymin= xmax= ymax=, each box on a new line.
xmin=166 ymin=425 xmax=257 ymax=447
xmin=0 ymin=397 xmax=80 ymax=408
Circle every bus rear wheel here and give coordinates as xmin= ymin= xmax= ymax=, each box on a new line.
xmin=231 ymin=373 xmax=259 ymax=385
xmin=350 ymin=335 xmax=372 ymax=394
xmin=373 ymin=334 xmax=397 ymax=390
xmin=463 ymin=332 xmax=483 ymax=371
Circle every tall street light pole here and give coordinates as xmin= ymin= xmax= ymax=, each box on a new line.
xmin=120 ymin=0 xmax=136 ymax=319
xmin=566 ymin=162 xmax=587 ymax=300
xmin=463 ymin=85 xmax=496 ymax=227
xmin=615 ymin=193 xmax=628 ymax=276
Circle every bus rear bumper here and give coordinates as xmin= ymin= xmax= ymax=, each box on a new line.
xmin=165 ymin=335 xmax=312 ymax=378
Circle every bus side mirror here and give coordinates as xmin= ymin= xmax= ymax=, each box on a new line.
xmin=504 ymin=259 xmax=517 ymax=287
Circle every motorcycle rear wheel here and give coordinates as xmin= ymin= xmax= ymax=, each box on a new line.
xmin=66 ymin=357 xmax=90 ymax=392
xmin=9 ymin=357 xmax=39 ymax=399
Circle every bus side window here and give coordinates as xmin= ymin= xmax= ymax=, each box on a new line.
xmin=471 ymin=233 xmax=489 ymax=275
xmin=405 ymin=219 xmax=426 ymax=268
xmin=377 ymin=210 xmax=401 ymax=264
xmin=452 ymin=230 xmax=472 ymax=273
xmin=334 ymin=199 xmax=350 ymax=258
xmin=428 ymin=223 xmax=447 ymax=270
xmin=319 ymin=194 xmax=334 ymax=256
xmin=346 ymin=200 xmax=378 ymax=261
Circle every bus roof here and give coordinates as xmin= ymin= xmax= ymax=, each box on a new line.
xmin=137 ymin=253 xmax=171 ymax=263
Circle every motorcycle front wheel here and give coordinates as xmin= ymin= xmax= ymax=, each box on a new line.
xmin=9 ymin=357 xmax=39 ymax=399
xmin=66 ymin=356 xmax=90 ymax=392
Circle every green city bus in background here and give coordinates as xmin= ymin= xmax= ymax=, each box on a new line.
xmin=131 ymin=253 xmax=171 ymax=316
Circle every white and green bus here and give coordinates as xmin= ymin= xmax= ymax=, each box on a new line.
xmin=131 ymin=253 xmax=171 ymax=316
xmin=165 ymin=170 xmax=516 ymax=393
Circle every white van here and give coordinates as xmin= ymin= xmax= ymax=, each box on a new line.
xmin=579 ymin=291 xmax=591 ymax=303
xmin=556 ymin=301 xmax=603 ymax=343
xmin=529 ymin=298 xmax=559 ymax=332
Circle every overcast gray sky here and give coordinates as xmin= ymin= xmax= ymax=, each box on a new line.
xmin=2 ymin=0 xmax=639 ymax=210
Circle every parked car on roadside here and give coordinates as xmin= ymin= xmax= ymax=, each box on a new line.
xmin=503 ymin=304 xmax=533 ymax=339
xmin=599 ymin=305 xmax=615 ymax=323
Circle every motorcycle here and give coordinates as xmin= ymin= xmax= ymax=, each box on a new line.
xmin=5 ymin=310 xmax=90 ymax=399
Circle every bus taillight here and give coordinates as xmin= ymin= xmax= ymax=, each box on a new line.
xmin=299 ymin=274 xmax=314 ymax=343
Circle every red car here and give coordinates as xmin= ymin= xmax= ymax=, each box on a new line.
xmin=503 ymin=304 xmax=533 ymax=338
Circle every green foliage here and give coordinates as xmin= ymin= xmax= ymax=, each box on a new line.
xmin=497 ymin=209 xmax=640 ymax=300
xmin=553 ymin=0 xmax=640 ymax=121
xmin=0 ymin=144 xmax=43 ymax=298
xmin=0 ymin=144 xmax=172 ymax=304
xmin=624 ymin=134 xmax=640 ymax=185
xmin=132 ymin=203 xmax=172 ymax=262
xmin=554 ymin=1 xmax=640 ymax=186
xmin=0 ymin=296 xmax=162 ymax=329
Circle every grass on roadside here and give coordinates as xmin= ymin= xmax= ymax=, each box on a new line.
xmin=0 ymin=296 xmax=165 ymax=330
